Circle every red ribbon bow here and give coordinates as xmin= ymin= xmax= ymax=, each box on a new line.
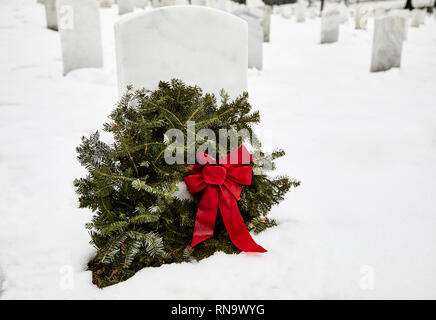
xmin=183 ymin=145 xmax=266 ymax=253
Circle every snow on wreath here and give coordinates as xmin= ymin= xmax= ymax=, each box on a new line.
xmin=74 ymin=79 xmax=300 ymax=288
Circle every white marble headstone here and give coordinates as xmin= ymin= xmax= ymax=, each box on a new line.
xmin=133 ymin=0 xmax=148 ymax=8
xmin=57 ymin=0 xmax=104 ymax=75
xmin=206 ymin=0 xmax=217 ymax=8
xmin=295 ymin=2 xmax=306 ymax=23
xmin=263 ymin=5 xmax=271 ymax=42
xmin=100 ymin=0 xmax=114 ymax=7
xmin=233 ymin=8 xmax=263 ymax=70
xmin=320 ymin=8 xmax=340 ymax=44
xmin=246 ymin=0 xmax=264 ymax=9
xmin=134 ymin=0 xmax=148 ymax=9
xmin=370 ymin=16 xmax=406 ymax=72
xmin=115 ymin=7 xmax=248 ymax=98
xmin=374 ymin=7 xmax=386 ymax=19
xmin=281 ymin=4 xmax=291 ymax=19
xmin=308 ymin=6 xmax=317 ymax=19
xmin=217 ymin=0 xmax=230 ymax=12
xmin=151 ymin=0 xmax=160 ymax=8
xmin=119 ymin=0 xmax=135 ymax=15
xmin=355 ymin=5 xmax=371 ymax=30
xmin=273 ymin=5 xmax=280 ymax=15
xmin=174 ymin=0 xmax=189 ymax=5
xmin=45 ymin=0 xmax=58 ymax=31
xmin=389 ymin=9 xmax=409 ymax=40
xmin=337 ymin=3 xmax=349 ymax=24
xmin=191 ymin=0 xmax=207 ymax=6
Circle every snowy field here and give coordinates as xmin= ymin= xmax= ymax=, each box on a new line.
xmin=1 ymin=0 xmax=436 ymax=299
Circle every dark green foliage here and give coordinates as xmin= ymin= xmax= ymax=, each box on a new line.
xmin=74 ymin=80 xmax=300 ymax=288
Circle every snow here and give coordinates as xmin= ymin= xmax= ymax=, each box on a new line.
xmin=1 ymin=0 xmax=436 ymax=299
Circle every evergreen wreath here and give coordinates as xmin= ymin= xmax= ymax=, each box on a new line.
xmin=74 ymin=79 xmax=300 ymax=288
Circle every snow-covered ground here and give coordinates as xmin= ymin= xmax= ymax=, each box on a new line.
xmin=1 ymin=0 xmax=436 ymax=299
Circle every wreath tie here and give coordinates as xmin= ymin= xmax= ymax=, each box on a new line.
xmin=183 ymin=145 xmax=267 ymax=253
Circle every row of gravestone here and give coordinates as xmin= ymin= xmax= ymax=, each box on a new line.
xmin=354 ymin=5 xmax=433 ymax=72
xmin=42 ymin=0 xmax=272 ymax=72
xmin=320 ymin=4 xmax=434 ymax=72
xmin=42 ymin=0 xmax=435 ymax=91
xmin=41 ymin=0 xmax=275 ymax=98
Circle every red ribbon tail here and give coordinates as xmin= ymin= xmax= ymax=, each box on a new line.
xmin=219 ymin=187 xmax=267 ymax=253
xmin=189 ymin=185 xmax=219 ymax=248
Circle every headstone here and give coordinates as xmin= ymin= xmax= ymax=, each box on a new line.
xmin=115 ymin=6 xmax=248 ymax=98
xmin=273 ymin=5 xmax=280 ymax=15
xmin=44 ymin=0 xmax=58 ymax=31
xmin=418 ymin=8 xmax=426 ymax=25
xmin=206 ymin=0 xmax=216 ymax=8
xmin=355 ymin=5 xmax=371 ymax=29
xmin=263 ymin=6 xmax=271 ymax=42
xmin=308 ymin=6 xmax=317 ymax=19
xmin=57 ymin=0 xmax=104 ymax=75
xmin=374 ymin=7 xmax=386 ymax=19
xmin=370 ymin=16 xmax=406 ymax=72
xmin=217 ymin=0 xmax=230 ymax=12
xmin=246 ymin=0 xmax=264 ymax=8
xmin=337 ymin=3 xmax=349 ymax=24
xmin=295 ymin=2 xmax=306 ymax=23
xmin=320 ymin=8 xmax=340 ymax=44
xmin=119 ymin=0 xmax=135 ymax=15
xmin=174 ymin=0 xmax=189 ymax=5
xmin=281 ymin=4 xmax=292 ymax=19
xmin=191 ymin=0 xmax=207 ymax=5
xmin=100 ymin=0 xmax=114 ymax=7
xmin=133 ymin=0 xmax=148 ymax=8
xmin=411 ymin=9 xmax=421 ymax=27
xmin=389 ymin=9 xmax=409 ymax=40
xmin=233 ymin=8 xmax=263 ymax=70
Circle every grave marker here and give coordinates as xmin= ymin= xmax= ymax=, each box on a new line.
xmin=115 ymin=6 xmax=248 ymax=98
xmin=320 ymin=8 xmax=340 ymax=44
xmin=370 ymin=16 xmax=406 ymax=72
xmin=57 ymin=0 xmax=104 ymax=75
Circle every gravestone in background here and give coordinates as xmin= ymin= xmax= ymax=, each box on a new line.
xmin=57 ymin=0 xmax=104 ymax=75
xmin=44 ymin=0 xmax=58 ymax=31
xmin=191 ymin=0 xmax=207 ymax=5
xmin=355 ymin=5 xmax=370 ymax=29
xmin=308 ymin=6 xmax=318 ymax=19
xmin=217 ymin=0 xmax=230 ymax=12
xmin=337 ymin=3 xmax=349 ymax=24
xmin=389 ymin=9 xmax=409 ymax=40
xmin=264 ymin=6 xmax=271 ymax=42
xmin=133 ymin=0 xmax=148 ymax=8
xmin=370 ymin=16 xmax=406 ymax=72
xmin=173 ymin=0 xmax=189 ymax=5
xmin=100 ymin=0 xmax=114 ymax=7
xmin=374 ymin=7 xmax=386 ymax=19
xmin=295 ymin=2 xmax=306 ymax=23
xmin=114 ymin=6 xmax=248 ymax=99
xmin=119 ymin=0 xmax=135 ymax=15
xmin=206 ymin=0 xmax=217 ymax=8
xmin=233 ymin=8 xmax=263 ymax=70
xmin=281 ymin=4 xmax=292 ymax=19
xmin=246 ymin=0 xmax=264 ymax=8
xmin=320 ymin=8 xmax=341 ymax=44
xmin=411 ymin=9 xmax=426 ymax=27
xmin=273 ymin=5 xmax=280 ymax=15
